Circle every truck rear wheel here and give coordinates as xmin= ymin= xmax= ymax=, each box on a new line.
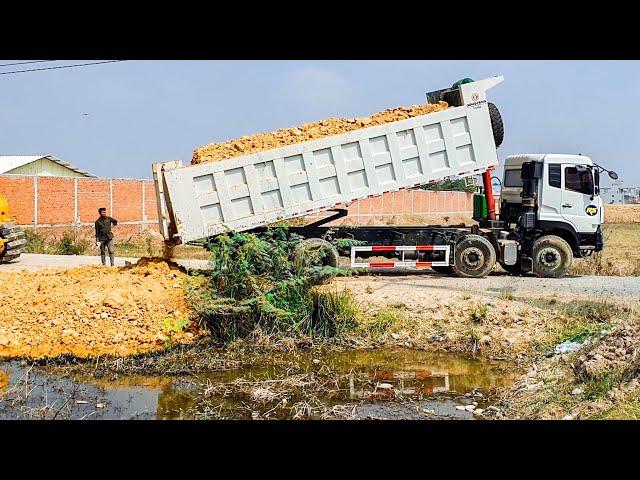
xmin=532 ymin=235 xmax=572 ymax=278
xmin=453 ymin=235 xmax=496 ymax=278
xmin=294 ymin=238 xmax=339 ymax=285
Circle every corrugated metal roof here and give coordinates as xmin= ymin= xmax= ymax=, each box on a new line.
xmin=0 ymin=155 xmax=97 ymax=177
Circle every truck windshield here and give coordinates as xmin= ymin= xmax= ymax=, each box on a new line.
xmin=565 ymin=166 xmax=594 ymax=195
xmin=504 ymin=169 xmax=523 ymax=187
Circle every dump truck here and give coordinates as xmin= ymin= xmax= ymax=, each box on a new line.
xmin=0 ymin=193 xmax=26 ymax=263
xmin=152 ymin=76 xmax=617 ymax=278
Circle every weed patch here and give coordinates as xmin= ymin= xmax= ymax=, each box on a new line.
xmin=187 ymin=228 xmax=356 ymax=342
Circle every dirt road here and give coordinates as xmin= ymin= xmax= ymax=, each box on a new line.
xmin=3 ymin=254 xmax=638 ymax=298
xmin=338 ymin=271 xmax=640 ymax=299
xmin=0 ymin=253 xmax=209 ymax=272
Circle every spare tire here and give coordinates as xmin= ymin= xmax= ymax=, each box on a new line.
xmin=488 ymin=102 xmax=504 ymax=148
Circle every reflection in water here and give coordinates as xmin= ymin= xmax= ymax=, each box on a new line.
xmin=0 ymin=369 xmax=8 ymax=395
xmin=1 ymin=348 xmax=516 ymax=420
xmin=349 ymin=369 xmax=451 ymax=400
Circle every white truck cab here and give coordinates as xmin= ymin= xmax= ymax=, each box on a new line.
xmin=499 ymin=153 xmax=609 ymax=261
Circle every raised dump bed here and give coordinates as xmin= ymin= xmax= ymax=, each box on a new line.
xmin=153 ymin=76 xmax=503 ymax=244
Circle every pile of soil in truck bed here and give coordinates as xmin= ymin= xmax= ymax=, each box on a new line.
xmin=0 ymin=258 xmax=200 ymax=360
xmin=192 ymin=101 xmax=449 ymax=165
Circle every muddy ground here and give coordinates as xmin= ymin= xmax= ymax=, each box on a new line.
xmin=2 ymin=266 xmax=637 ymax=419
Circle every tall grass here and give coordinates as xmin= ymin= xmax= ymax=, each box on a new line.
xmin=187 ymin=228 xmax=357 ymax=342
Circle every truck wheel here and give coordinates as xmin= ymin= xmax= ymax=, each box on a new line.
xmin=453 ymin=235 xmax=496 ymax=278
xmin=532 ymin=235 xmax=572 ymax=278
xmin=294 ymin=238 xmax=339 ymax=284
xmin=488 ymin=102 xmax=504 ymax=148
xmin=431 ymin=265 xmax=455 ymax=275
xmin=499 ymin=261 xmax=523 ymax=275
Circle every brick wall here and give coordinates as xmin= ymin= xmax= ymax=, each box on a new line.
xmin=0 ymin=175 xmax=159 ymax=241
xmin=1 ymin=174 xmax=478 ymax=240
xmin=305 ymin=190 xmax=476 ymax=226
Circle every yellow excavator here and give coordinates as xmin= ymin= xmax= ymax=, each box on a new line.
xmin=0 ymin=193 xmax=26 ymax=263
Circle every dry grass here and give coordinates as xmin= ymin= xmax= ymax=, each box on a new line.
xmin=570 ymin=223 xmax=640 ymax=276
xmin=604 ymin=204 xmax=640 ymax=223
xmin=329 ymin=277 xmax=628 ymax=359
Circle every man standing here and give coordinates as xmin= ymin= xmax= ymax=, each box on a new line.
xmin=95 ymin=207 xmax=118 ymax=266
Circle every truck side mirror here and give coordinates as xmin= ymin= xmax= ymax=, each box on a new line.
xmin=608 ymin=171 xmax=619 ymax=180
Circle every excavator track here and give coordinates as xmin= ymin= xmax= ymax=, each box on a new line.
xmin=0 ymin=223 xmax=26 ymax=263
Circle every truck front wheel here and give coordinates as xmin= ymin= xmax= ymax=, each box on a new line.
xmin=453 ymin=235 xmax=496 ymax=278
xmin=532 ymin=235 xmax=573 ymax=278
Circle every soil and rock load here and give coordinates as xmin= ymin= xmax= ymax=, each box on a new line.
xmin=192 ymin=101 xmax=449 ymax=164
xmin=0 ymin=258 xmax=200 ymax=360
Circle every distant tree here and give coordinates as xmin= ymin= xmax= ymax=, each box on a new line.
xmin=421 ymin=179 xmax=476 ymax=193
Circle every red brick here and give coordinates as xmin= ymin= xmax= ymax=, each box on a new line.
xmin=0 ymin=175 xmax=35 ymax=224
xmin=436 ymin=192 xmax=443 ymax=213
xmin=37 ymin=177 xmax=74 ymax=224
xmin=371 ymin=195 xmax=383 ymax=214
xmin=401 ymin=190 xmax=412 ymax=214
xmin=411 ymin=191 xmax=421 ymax=214
xmin=112 ymin=180 xmax=143 ymax=222
xmin=361 ymin=197 xmax=374 ymax=215
xmin=381 ymin=192 xmax=394 ymax=214
xmin=77 ymin=178 xmax=110 ymax=223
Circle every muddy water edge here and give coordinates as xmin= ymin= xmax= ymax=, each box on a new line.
xmin=0 ymin=345 xmax=518 ymax=420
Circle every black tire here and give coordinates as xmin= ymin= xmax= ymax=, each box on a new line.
xmin=532 ymin=235 xmax=572 ymax=278
xmin=488 ymin=102 xmax=504 ymax=148
xmin=431 ymin=265 xmax=455 ymax=275
xmin=294 ymin=238 xmax=339 ymax=285
xmin=0 ymin=223 xmax=24 ymax=263
xmin=453 ymin=234 xmax=496 ymax=278
xmin=499 ymin=261 xmax=523 ymax=275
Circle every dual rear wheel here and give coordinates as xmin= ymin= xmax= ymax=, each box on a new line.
xmin=438 ymin=234 xmax=573 ymax=279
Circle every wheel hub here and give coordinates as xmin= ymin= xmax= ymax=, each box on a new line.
xmin=461 ymin=247 xmax=484 ymax=270
xmin=539 ymin=247 xmax=560 ymax=268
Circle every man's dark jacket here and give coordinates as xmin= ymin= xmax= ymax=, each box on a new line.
xmin=95 ymin=216 xmax=118 ymax=241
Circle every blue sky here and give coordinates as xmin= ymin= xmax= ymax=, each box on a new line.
xmin=0 ymin=60 xmax=637 ymax=185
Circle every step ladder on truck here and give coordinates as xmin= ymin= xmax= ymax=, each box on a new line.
xmin=152 ymin=76 xmax=618 ymax=279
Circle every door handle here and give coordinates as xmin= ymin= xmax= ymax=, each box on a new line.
xmin=562 ymin=204 xmax=573 ymax=208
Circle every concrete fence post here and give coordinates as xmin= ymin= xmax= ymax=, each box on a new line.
xmin=33 ymin=176 xmax=38 ymax=231
xmin=109 ymin=179 xmax=113 ymax=218
xmin=141 ymin=180 xmax=146 ymax=233
xmin=74 ymin=177 xmax=79 ymax=235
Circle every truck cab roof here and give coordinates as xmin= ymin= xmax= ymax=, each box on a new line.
xmin=504 ymin=154 xmax=594 ymax=168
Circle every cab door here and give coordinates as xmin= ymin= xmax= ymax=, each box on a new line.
xmin=561 ymin=165 xmax=599 ymax=234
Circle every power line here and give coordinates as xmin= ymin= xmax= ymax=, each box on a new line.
xmin=0 ymin=60 xmax=125 ymax=76
xmin=0 ymin=60 xmax=57 ymax=67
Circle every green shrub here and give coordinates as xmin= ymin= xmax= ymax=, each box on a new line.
xmin=422 ymin=179 xmax=476 ymax=193
xmin=187 ymin=228 xmax=355 ymax=342
xmin=469 ymin=304 xmax=488 ymax=323
xmin=23 ymin=229 xmax=46 ymax=253
xmin=54 ymin=232 xmax=88 ymax=255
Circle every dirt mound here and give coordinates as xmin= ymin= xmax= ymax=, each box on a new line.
xmin=0 ymin=258 xmax=200 ymax=360
xmin=605 ymin=204 xmax=640 ymax=223
xmin=192 ymin=101 xmax=449 ymax=165
xmin=574 ymin=322 xmax=640 ymax=380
